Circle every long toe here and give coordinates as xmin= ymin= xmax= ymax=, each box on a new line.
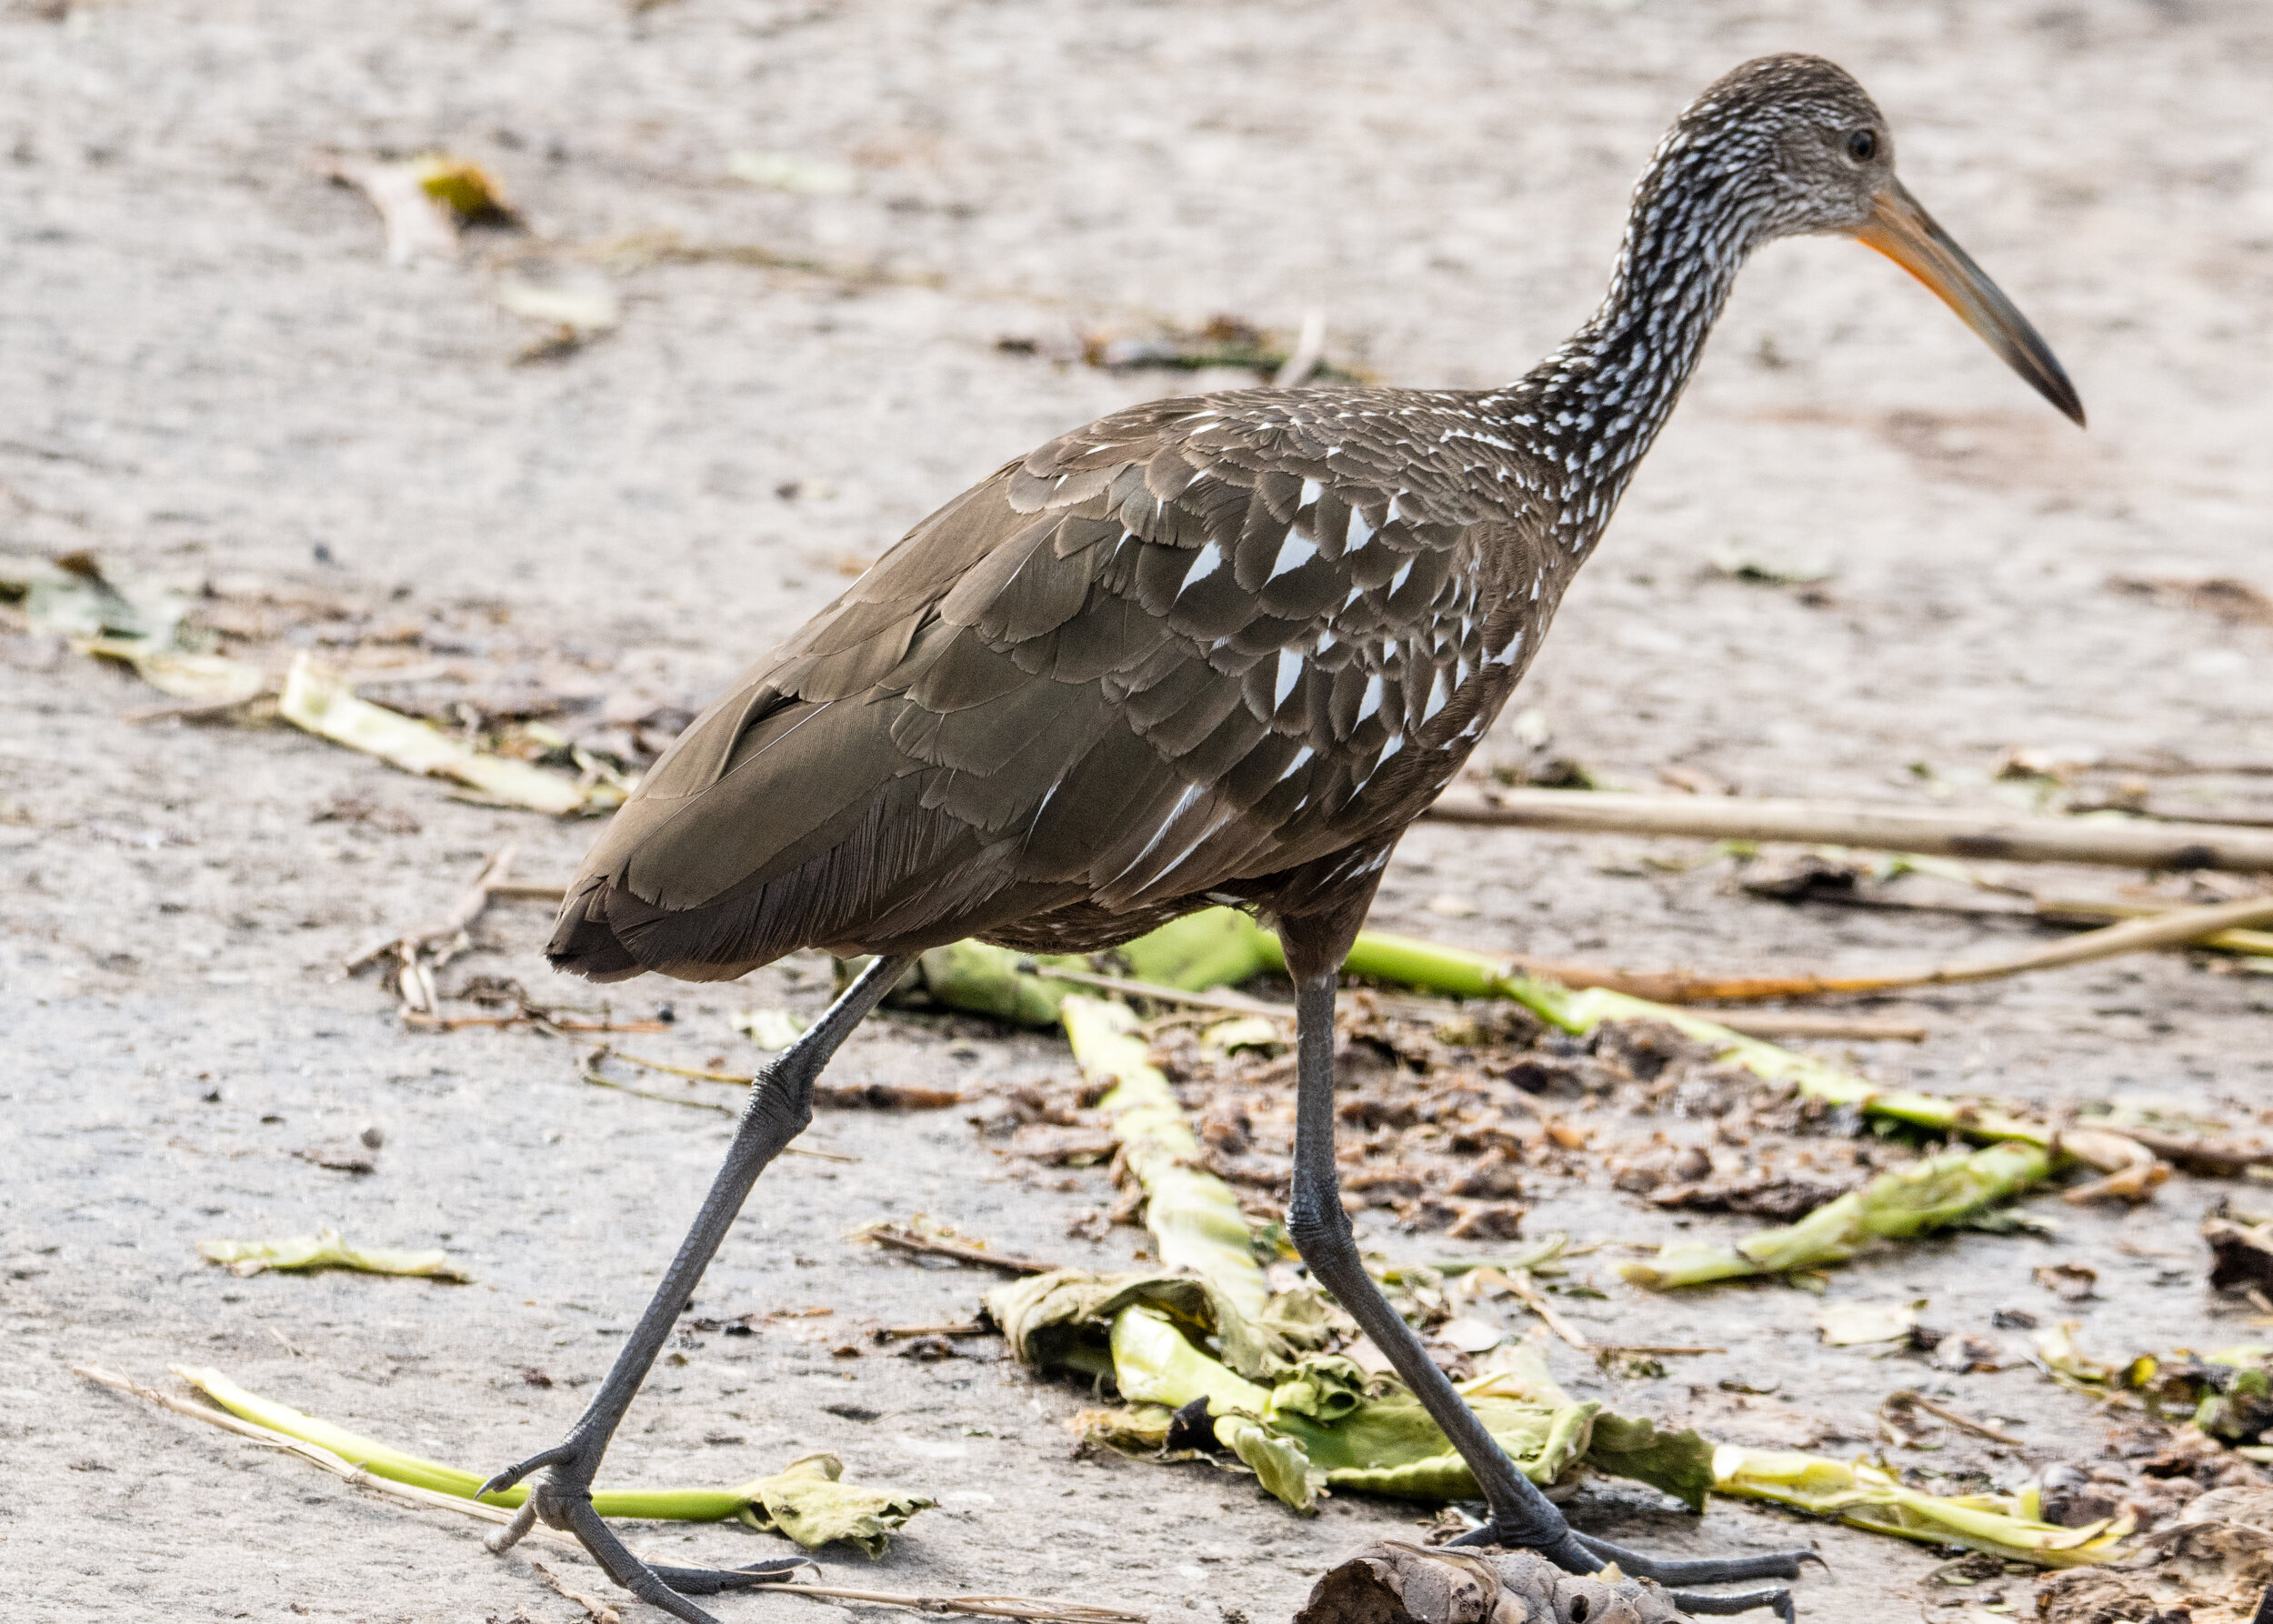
xmin=1665 ymin=1585 xmax=1797 ymax=1622
xmin=646 ymin=1559 xmax=811 ymax=1596
xmin=1575 ymin=1534 xmax=1814 ymax=1585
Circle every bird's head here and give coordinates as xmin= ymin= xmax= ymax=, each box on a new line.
xmin=1645 ymin=53 xmax=2084 ymax=426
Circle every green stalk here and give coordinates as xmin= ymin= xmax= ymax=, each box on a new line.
xmin=1616 ymin=1141 xmax=2051 ymax=1289
xmin=177 ymin=1366 xmax=742 ymax=1517
xmin=175 ymin=1366 xmax=932 ymax=1548
xmin=1059 ymin=994 xmax=1269 ymax=1318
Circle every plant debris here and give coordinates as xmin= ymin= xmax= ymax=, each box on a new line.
xmin=1296 ymin=1541 xmax=1688 ymax=1624
xmin=328 ymin=155 xmax=519 ymax=266
xmin=195 ymin=1227 xmax=472 ymax=1282
xmin=1427 ymin=787 xmax=2273 ymax=874
xmin=1619 ymin=1143 xmax=2052 ymax=1289
xmin=852 ymin=1215 xmax=1063 ymax=1276
xmin=173 ymin=1366 xmax=926 ymax=1549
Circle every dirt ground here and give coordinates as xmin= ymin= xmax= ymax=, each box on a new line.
xmin=5 ymin=2 xmax=2273 ymax=1621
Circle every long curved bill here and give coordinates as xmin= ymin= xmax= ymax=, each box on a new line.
xmin=1857 ymin=177 xmax=2086 ymax=426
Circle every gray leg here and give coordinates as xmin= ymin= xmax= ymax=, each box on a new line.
xmin=481 ymin=953 xmax=916 ymax=1624
xmin=1281 ymin=970 xmax=1807 ymax=1619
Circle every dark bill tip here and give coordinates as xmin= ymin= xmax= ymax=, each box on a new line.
xmin=1855 ymin=179 xmax=2086 ymax=428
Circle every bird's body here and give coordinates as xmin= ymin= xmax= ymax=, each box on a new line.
xmin=485 ymin=55 xmax=2083 ymax=1623
xmin=551 ymin=384 xmax=1575 ymax=976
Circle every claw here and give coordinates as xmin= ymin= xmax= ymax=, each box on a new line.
xmin=479 ymin=1441 xmax=578 ymax=1499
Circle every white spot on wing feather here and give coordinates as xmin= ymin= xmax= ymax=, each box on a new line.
xmin=1267 ymin=531 xmax=1318 ymax=581
xmin=1273 ymin=648 xmax=1303 ymax=708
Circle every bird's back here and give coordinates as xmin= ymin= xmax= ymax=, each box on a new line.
xmin=550 ymin=386 xmax=1566 ymax=983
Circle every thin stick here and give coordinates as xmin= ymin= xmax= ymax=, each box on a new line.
xmin=125 ymin=690 xmax=275 ymax=725
xmin=1017 ymin=961 xmax=1289 ymax=1018
xmin=343 ymin=843 xmax=519 ymax=975
xmin=530 ymin=1559 xmax=623 ymax=1624
xmin=874 ymin=1322 xmax=991 ymax=1340
xmin=606 ymin=1048 xmax=755 ymax=1086
xmin=859 ymin=1222 xmax=1063 ymax=1276
xmin=578 ymin=1067 xmax=856 ymax=1160
xmin=1427 ymin=788 xmax=2273 ymax=873
xmin=1593 ymin=1344 xmax=1726 ymax=1357
xmin=1503 ymin=1271 xmax=1593 ymax=1352
xmin=1883 ymin=1388 xmax=2026 ymax=1447
xmin=775 ymin=1583 xmax=1145 ymax=1622
xmin=487 ymin=880 xmax=569 ymax=902
xmin=1703 ymin=1012 xmax=1927 ymax=1042
xmin=77 ymin=1365 xmax=1141 ymax=1624
xmin=1478 ymin=891 xmax=2273 ymax=1005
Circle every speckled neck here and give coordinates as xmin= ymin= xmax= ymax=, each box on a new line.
xmin=1491 ymin=129 xmax=1772 ymax=556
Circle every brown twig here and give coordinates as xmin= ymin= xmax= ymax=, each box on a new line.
xmin=2098 ymin=1124 xmax=2271 ymax=1178
xmin=577 ymin=1059 xmax=855 ymax=1160
xmin=856 ymin=1222 xmax=1063 ymax=1276
xmin=1428 ymin=787 xmax=2273 ymax=872
xmin=1503 ymin=1271 xmax=1593 ymax=1352
xmin=342 ymin=843 xmax=519 ymax=977
xmin=874 ymin=1322 xmax=991 ymax=1341
xmin=530 ymin=1559 xmax=623 ymax=1624
xmin=1489 ymin=890 xmax=2273 ymax=1005
xmin=1687 ymin=1012 xmax=1927 ymax=1042
xmin=1592 ymin=1344 xmax=1726 ymax=1358
xmin=1882 ymin=1388 xmax=2026 ymax=1447
xmin=1016 ymin=961 xmax=1289 ymax=1018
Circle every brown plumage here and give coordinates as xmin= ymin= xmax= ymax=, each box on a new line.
xmin=551 ymin=388 xmax=1558 ymax=979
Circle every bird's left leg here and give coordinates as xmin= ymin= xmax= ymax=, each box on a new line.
xmin=477 ymin=951 xmax=916 ymax=1624
xmin=1276 ymin=919 xmax=1811 ymax=1620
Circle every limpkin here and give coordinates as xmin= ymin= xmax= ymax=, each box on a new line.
xmin=482 ymin=54 xmax=2081 ymax=1620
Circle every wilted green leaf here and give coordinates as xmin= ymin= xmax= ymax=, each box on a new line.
xmin=1711 ymin=1445 xmax=2129 ymax=1567
xmin=733 ymin=1453 xmax=934 ymax=1555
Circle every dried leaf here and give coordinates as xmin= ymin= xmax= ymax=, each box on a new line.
xmin=279 ymin=652 xmax=607 ymax=815
xmin=732 ymin=1007 xmax=809 ymax=1051
xmin=496 ymin=277 xmax=620 ymax=333
xmin=1815 ymin=1300 xmax=1921 ymax=1347
xmin=726 ymin=151 xmax=857 ymax=194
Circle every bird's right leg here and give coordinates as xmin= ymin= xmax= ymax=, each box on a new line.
xmin=1278 ymin=947 xmax=1808 ymax=1620
xmin=477 ymin=951 xmax=916 ymax=1624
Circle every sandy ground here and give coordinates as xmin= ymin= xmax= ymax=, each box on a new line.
xmin=4 ymin=2 xmax=2273 ymax=1620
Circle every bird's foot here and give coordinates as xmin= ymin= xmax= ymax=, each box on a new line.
xmin=1447 ymin=1519 xmax=1816 ymax=1621
xmin=480 ymin=1440 xmax=805 ymax=1624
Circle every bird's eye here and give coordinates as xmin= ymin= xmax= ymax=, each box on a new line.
xmin=1846 ymin=128 xmax=1877 ymax=163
